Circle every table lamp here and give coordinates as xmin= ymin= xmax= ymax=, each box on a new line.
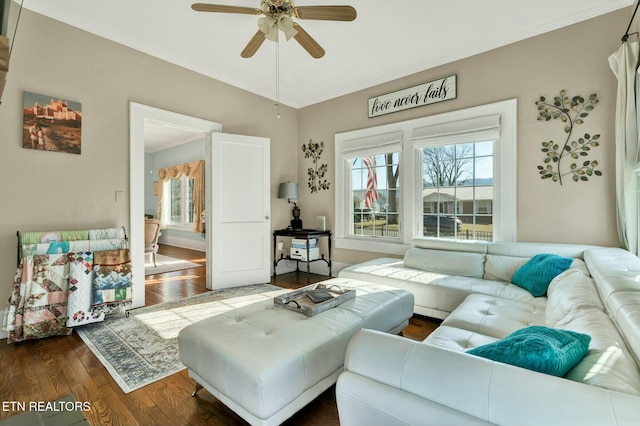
xmin=278 ymin=182 xmax=302 ymax=229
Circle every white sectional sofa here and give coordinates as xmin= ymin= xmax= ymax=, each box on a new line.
xmin=336 ymin=238 xmax=640 ymax=425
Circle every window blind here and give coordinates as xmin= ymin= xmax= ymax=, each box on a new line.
xmin=341 ymin=131 xmax=403 ymax=159
xmin=412 ymin=114 xmax=501 ymax=147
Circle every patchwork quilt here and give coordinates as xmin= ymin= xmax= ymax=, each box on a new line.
xmin=4 ymin=254 xmax=73 ymax=344
xmin=3 ymin=228 xmax=132 ymax=343
xmin=67 ymin=252 xmax=105 ymax=327
xmin=92 ymin=249 xmax=132 ymax=306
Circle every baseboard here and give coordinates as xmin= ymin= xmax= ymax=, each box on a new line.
xmin=159 ymin=235 xmax=206 ymax=252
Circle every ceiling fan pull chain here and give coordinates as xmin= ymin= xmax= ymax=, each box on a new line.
xmin=275 ymin=29 xmax=281 ymax=119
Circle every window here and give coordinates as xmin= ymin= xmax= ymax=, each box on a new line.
xmin=421 ymin=141 xmax=494 ymax=241
xmin=164 ymin=176 xmax=195 ymax=227
xmin=157 ymin=160 xmax=205 ymax=233
xmin=335 ymin=99 xmax=516 ymax=255
xmin=351 ymin=153 xmax=400 ymax=239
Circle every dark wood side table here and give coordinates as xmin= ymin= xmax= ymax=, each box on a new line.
xmin=273 ymin=229 xmax=332 ymax=283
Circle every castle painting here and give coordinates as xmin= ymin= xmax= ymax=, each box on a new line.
xmin=22 ymin=91 xmax=82 ymax=154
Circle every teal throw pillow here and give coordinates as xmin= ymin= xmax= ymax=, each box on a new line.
xmin=512 ymin=253 xmax=573 ymax=297
xmin=467 ymin=326 xmax=591 ymax=377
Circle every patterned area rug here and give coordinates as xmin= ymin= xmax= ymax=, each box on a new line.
xmin=76 ymin=284 xmax=287 ymax=393
xmin=144 ymin=254 xmax=202 ymax=275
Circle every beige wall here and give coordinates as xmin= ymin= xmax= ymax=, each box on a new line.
xmin=0 ymin=7 xmax=632 ymax=303
xmin=0 ymin=10 xmax=298 ymax=301
xmin=298 ymin=8 xmax=629 ymax=266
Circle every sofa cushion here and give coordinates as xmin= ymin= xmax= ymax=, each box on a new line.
xmin=584 ymin=247 xmax=640 ymax=370
xmin=484 ymin=256 xmax=589 ymax=283
xmin=411 ymin=237 xmax=488 ymax=253
xmin=467 ymin=326 xmax=591 ymax=377
xmin=556 ymin=307 xmax=640 ymax=396
xmin=487 ymin=241 xmax=596 ymax=259
xmin=545 ymin=269 xmax=605 ymax=327
xmin=483 ymin=255 xmax=529 ymax=283
xmin=425 ymin=325 xmax=499 ymax=351
xmin=512 ymin=254 xmax=573 ymax=297
xmin=607 ymin=292 xmax=640 ymax=368
xmin=440 ymin=294 xmax=546 ymax=339
xmin=403 ymin=247 xmax=485 ymax=278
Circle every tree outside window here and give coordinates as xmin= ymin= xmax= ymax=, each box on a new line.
xmin=422 ymin=141 xmax=494 ymax=240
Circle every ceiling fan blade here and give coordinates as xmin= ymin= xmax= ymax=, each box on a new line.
xmin=191 ymin=3 xmax=260 ymax=15
xmin=293 ymin=23 xmax=325 ymax=58
xmin=241 ymin=30 xmax=266 ymax=58
xmin=294 ymin=5 xmax=357 ymax=21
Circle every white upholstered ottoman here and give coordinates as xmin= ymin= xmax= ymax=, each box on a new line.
xmin=177 ymin=277 xmax=414 ymax=426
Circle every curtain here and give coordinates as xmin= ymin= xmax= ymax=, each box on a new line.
xmin=157 ymin=160 xmax=205 ymax=233
xmin=609 ymin=41 xmax=640 ymax=254
xmin=0 ymin=35 xmax=9 ymax=72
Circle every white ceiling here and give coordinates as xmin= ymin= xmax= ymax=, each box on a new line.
xmin=143 ymin=121 xmax=203 ymax=153
xmin=20 ymin=0 xmax=633 ymax=110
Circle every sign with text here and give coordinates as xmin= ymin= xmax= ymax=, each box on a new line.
xmin=368 ymin=75 xmax=457 ymax=118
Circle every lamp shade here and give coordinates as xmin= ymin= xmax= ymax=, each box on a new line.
xmin=278 ymin=182 xmax=299 ymax=200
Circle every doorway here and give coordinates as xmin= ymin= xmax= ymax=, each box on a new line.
xmin=129 ymin=103 xmax=221 ymax=308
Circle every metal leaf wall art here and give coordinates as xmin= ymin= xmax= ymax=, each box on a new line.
xmin=302 ymin=139 xmax=330 ymax=193
xmin=536 ymin=90 xmax=602 ymax=185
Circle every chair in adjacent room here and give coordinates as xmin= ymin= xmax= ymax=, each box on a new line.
xmin=144 ymin=219 xmax=161 ymax=267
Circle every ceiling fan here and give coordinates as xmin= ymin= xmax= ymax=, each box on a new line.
xmin=191 ymin=1 xmax=357 ymax=58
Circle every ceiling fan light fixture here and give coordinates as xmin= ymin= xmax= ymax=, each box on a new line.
xmin=258 ymin=16 xmax=277 ymax=41
xmin=258 ymin=15 xmax=297 ymax=42
xmin=278 ymin=15 xmax=298 ymax=40
xmin=261 ymin=0 xmax=295 ymax=16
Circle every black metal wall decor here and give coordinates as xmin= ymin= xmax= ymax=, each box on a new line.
xmin=302 ymin=139 xmax=330 ymax=193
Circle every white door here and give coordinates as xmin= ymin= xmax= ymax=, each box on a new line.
xmin=207 ymin=133 xmax=270 ymax=289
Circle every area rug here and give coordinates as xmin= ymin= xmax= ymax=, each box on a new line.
xmin=76 ymin=284 xmax=286 ymax=394
xmin=0 ymin=394 xmax=88 ymax=425
xmin=144 ymin=253 xmax=202 ymax=275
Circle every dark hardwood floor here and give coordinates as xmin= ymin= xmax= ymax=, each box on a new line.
xmin=0 ymin=245 xmax=440 ymax=425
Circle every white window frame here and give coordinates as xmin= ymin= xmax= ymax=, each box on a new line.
xmin=162 ymin=175 xmax=195 ymax=231
xmin=334 ymin=99 xmax=517 ymax=255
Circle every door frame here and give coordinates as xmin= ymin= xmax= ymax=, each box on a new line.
xmin=129 ymin=102 xmax=221 ymax=308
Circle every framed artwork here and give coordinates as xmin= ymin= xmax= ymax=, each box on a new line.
xmin=22 ymin=91 xmax=82 ymax=154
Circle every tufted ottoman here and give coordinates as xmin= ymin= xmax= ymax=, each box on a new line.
xmin=177 ymin=277 xmax=414 ymax=426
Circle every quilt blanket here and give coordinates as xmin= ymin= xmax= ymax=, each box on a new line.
xmin=67 ymin=252 xmax=105 ymax=327
xmin=20 ymin=228 xmax=127 ymax=258
xmin=92 ymin=249 xmax=132 ymax=306
xmin=19 ymin=230 xmax=90 ymax=245
xmin=4 ymin=254 xmax=72 ymax=344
